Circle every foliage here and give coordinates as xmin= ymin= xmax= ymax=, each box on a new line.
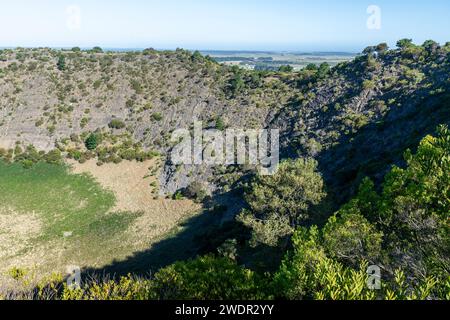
xmin=183 ymin=181 xmax=208 ymax=203
xmin=57 ymin=55 xmax=66 ymax=71
xmin=85 ymin=133 xmax=98 ymax=150
xmin=273 ymin=226 xmax=445 ymax=300
xmin=151 ymin=256 xmax=269 ymax=300
xmin=239 ymin=158 xmax=326 ymax=246
xmin=215 ymin=117 xmax=226 ymax=131
xmin=278 ymin=65 xmax=293 ymax=72
xmin=323 ymin=210 xmax=383 ymax=266
xmin=108 ymin=119 xmax=126 ymax=129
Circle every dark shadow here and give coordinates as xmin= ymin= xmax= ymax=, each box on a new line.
xmin=317 ymin=91 xmax=450 ymax=205
xmin=81 ymin=188 xmax=248 ymax=278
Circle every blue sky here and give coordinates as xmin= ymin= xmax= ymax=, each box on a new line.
xmin=0 ymin=0 xmax=449 ymax=51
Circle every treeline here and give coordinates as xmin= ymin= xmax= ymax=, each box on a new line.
xmin=5 ymin=125 xmax=449 ymax=300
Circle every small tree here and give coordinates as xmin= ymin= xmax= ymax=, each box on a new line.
xmin=422 ymin=40 xmax=439 ymax=54
xmin=239 ymin=158 xmax=326 ymax=246
xmin=376 ymin=43 xmax=389 ymax=53
xmin=215 ymin=117 xmax=225 ymax=131
xmin=57 ymin=55 xmax=66 ymax=71
xmin=85 ymin=133 xmax=98 ymax=150
xmin=91 ymin=46 xmax=103 ymax=53
xmin=278 ymin=65 xmax=293 ymax=72
xmin=108 ymin=119 xmax=126 ymax=129
xmin=397 ymin=38 xmax=414 ymax=50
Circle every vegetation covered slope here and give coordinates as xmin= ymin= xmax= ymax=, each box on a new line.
xmin=1 ymin=41 xmax=448 ymax=199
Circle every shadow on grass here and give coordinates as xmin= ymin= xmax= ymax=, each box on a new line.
xmin=82 ymin=191 xmax=247 ymax=278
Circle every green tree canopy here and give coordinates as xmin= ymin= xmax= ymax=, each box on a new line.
xmin=239 ymin=158 xmax=326 ymax=246
xmin=85 ymin=133 xmax=98 ymax=150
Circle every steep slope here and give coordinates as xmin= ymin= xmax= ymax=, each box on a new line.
xmin=0 ymin=43 xmax=449 ymax=205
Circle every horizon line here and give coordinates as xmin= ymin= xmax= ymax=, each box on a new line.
xmin=0 ymin=46 xmax=360 ymax=54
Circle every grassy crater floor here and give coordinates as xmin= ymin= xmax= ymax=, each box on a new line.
xmin=0 ymin=160 xmax=199 ymax=280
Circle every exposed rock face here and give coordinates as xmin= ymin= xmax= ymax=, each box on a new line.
xmin=0 ymin=46 xmax=449 ymax=201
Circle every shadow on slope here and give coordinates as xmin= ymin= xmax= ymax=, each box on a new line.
xmin=317 ymin=91 xmax=450 ymax=204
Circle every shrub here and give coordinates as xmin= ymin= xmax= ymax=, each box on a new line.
xmin=85 ymin=133 xmax=98 ymax=150
xmin=108 ymin=119 xmax=126 ymax=129
xmin=151 ymin=113 xmax=163 ymax=121
xmin=152 ymin=256 xmax=269 ymax=300
xmin=215 ymin=117 xmax=225 ymax=131
xmin=57 ymin=55 xmax=66 ymax=71
xmin=183 ymin=181 xmax=208 ymax=203
xmin=362 ymin=79 xmax=375 ymax=90
xmin=239 ymin=158 xmax=326 ymax=247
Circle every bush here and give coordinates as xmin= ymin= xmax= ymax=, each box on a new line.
xmin=239 ymin=158 xmax=326 ymax=247
xmin=85 ymin=134 xmax=98 ymax=150
xmin=362 ymin=79 xmax=375 ymax=90
xmin=152 ymin=256 xmax=269 ymax=300
xmin=108 ymin=119 xmax=126 ymax=129
xmin=215 ymin=117 xmax=225 ymax=131
xmin=57 ymin=55 xmax=65 ymax=71
xmin=151 ymin=113 xmax=163 ymax=121
xmin=183 ymin=181 xmax=208 ymax=203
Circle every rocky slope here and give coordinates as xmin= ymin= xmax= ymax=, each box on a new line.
xmin=0 ymin=43 xmax=449 ymax=204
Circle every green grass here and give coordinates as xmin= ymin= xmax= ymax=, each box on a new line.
xmin=0 ymin=161 xmax=140 ymax=245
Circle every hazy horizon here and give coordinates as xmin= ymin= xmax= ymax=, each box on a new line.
xmin=0 ymin=46 xmax=362 ymax=54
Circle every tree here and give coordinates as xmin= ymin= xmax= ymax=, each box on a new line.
xmin=317 ymin=62 xmax=330 ymax=79
xmin=183 ymin=181 xmax=207 ymax=203
xmin=333 ymin=125 xmax=450 ymax=281
xmin=239 ymin=158 xmax=326 ymax=246
xmin=323 ymin=209 xmax=383 ymax=266
xmin=85 ymin=133 xmax=98 ymax=150
xmin=273 ymin=227 xmax=378 ymax=300
xmin=57 ymin=55 xmax=66 ymax=71
xmin=362 ymin=79 xmax=376 ymax=90
xmin=397 ymin=38 xmax=414 ymax=49
xmin=108 ymin=119 xmax=126 ymax=129
xmin=363 ymin=46 xmax=376 ymax=55
xmin=278 ymin=65 xmax=293 ymax=72
xmin=422 ymin=40 xmax=439 ymax=54
xmin=229 ymin=71 xmax=245 ymax=96
xmin=304 ymin=63 xmax=318 ymax=71
xmin=376 ymin=42 xmax=389 ymax=53
xmin=91 ymin=46 xmax=103 ymax=53
xmin=273 ymin=226 xmax=443 ymax=300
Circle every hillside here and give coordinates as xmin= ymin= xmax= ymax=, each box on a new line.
xmin=1 ymin=43 xmax=448 ymax=201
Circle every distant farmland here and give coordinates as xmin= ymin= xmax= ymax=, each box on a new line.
xmin=201 ymin=50 xmax=356 ymax=70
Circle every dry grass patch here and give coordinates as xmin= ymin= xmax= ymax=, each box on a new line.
xmin=67 ymin=159 xmax=201 ymax=249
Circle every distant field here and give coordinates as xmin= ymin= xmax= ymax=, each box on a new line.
xmin=0 ymin=160 xmax=199 ymax=279
xmin=202 ymin=50 xmax=356 ymax=70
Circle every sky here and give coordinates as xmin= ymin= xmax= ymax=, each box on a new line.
xmin=0 ymin=0 xmax=449 ymax=52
